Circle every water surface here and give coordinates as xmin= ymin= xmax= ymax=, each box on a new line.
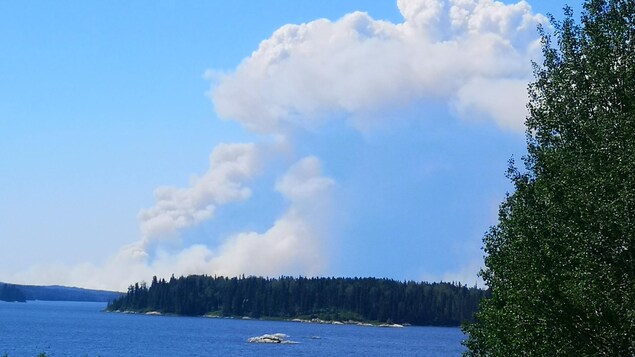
xmin=0 ymin=301 xmax=465 ymax=356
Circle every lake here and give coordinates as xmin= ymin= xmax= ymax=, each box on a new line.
xmin=0 ymin=301 xmax=466 ymax=356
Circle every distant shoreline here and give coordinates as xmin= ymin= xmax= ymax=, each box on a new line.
xmin=106 ymin=309 xmax=416 ymax=328
xmin=0 ymin=282 xmax=122 ymax=303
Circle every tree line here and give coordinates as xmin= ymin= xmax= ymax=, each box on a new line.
xmin=0 ymin=283 xmax=26 ymax=303
xmin=107 ymin=275 xmax=487 ymax=326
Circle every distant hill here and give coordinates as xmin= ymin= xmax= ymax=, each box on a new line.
xmin=0 ymin=283 xmax=26 ymax=302
xmin=0 ymin=282 xmax=122 ymax=303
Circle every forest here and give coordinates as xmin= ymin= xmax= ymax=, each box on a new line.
xmin=0 ymin=283 xmax=26 ymax=303
xmin=107 ymin=275 xmax=487 ymax=326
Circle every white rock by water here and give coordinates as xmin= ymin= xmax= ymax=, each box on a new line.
xmin=247 ymin=333 xmax=298 ymax=344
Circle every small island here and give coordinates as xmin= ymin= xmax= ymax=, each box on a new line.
xmin=106 ymin=275 xmax=486 ymax=327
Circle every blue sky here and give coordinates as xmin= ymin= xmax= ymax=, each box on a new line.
xmin=1 ymin=0 xmax=583 ymax=291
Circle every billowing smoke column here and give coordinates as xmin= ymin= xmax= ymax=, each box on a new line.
xmin=138 ymin=143 xmax=260 ymax=247
xmin=8 ymin=0 xmax=548 ymax=291
xmin=212 ymin=0 xmax=546 ymax=133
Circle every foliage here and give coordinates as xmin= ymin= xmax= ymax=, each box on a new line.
xmin=463 ymin=0 xmax=635 ymax=355
xmin=107 ymin=275 xmax=486 ymax=326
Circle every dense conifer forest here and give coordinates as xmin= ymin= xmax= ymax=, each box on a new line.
xmin=107 ymin=275 xmax=487 ymax=326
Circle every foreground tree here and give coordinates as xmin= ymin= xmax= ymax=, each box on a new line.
xmin=463 ymin=1 xmax=635 ymax=355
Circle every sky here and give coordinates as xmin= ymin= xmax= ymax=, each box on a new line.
xmin=0 ymin=0 xmax=584 ymax=291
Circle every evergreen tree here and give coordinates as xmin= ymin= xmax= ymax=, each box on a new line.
xmin=107 ymin=275 xmax=486 ymax=327
xmin=463 ymin=1 xmax=635 ymax=355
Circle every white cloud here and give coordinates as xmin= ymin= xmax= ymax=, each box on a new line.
xmin=138 ymin=142 xmax=260 ymax=245
xmin=8 ymin=157 xmax=334 ymax=291
xmin=453 ymin=77 xmax=529 ymax=130
xmin=276 ymin=156 xmax=334 ymax=204
xmin=201 ymin=156 xmax=334 ymax=277
xmin=211 ymin=0 xmax=546 ymax=134
xmin=204 ymin=213 xmax=323 ymax=277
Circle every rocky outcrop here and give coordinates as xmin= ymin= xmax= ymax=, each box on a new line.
xmin=247 ymin=333 xmax=298 ymax=344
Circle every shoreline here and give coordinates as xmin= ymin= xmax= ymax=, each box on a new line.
xmin=106 ymin=309 xmax=407 ymax=328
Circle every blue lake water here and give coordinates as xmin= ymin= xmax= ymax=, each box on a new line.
xmin=0 ymin=301 xmax=466 ymax=356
